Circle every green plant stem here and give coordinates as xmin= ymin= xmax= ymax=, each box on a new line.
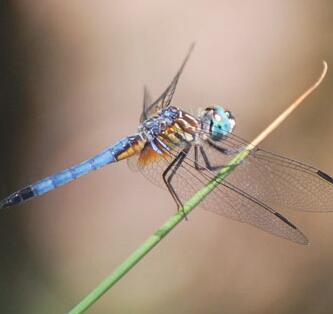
xmin=68 ymin=150 xmax=249 ymax=314
xmin=68 ymin=61 xmax=327 ymax=314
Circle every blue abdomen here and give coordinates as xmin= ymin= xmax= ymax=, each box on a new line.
xmin=0 ymin=135 xmax=141 ymax=209
xmin=33 ymin=147 xmax=117 ymax=195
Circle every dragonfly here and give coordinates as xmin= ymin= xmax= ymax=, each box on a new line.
xmin=1 ymin=45 xmax=333 ymax=245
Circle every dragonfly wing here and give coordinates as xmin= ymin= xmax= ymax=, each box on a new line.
xmin=127 ymin=143 xmax=172 ymax=189
xmin=126 ymin=154 xmax=141 ymax=173
xmin=172 ymin=146 xmax=308 ymax=244
xmin=199 ymin=131 xmax=333 ymax=212
xmin=140 ymin=86 xmax=153 ymax=123
xmin=132 ymin=139 xmax=308 ymax=244
xmin=241 ymin=149 xmax=333 ymax=212
xmin=139 ymin=44 xmax=195 ymax=122
xmin=208 ymin=180 xmax=308 ymax=244
xmin=128 ymin=133 xmax=188 ymax=188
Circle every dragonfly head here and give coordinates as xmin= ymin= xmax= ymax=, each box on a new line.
xmin=200 ymin=106 xmax=235 ymax=140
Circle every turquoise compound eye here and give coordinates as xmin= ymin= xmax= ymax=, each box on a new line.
xmin=210 ymin=106 xmax=235 ymax=140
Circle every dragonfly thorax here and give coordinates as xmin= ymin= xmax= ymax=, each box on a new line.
xmin=139 ymin=106 xmax=180 ymax=141
xmin=200 ymin=105 xmax=236 ymax=140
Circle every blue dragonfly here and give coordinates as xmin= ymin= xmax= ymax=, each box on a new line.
xmin=1 ymin=45 xmax=333 ymax=244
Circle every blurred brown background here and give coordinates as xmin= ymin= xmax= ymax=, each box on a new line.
xmin=1 ymin=1 xmax=333 ymax=313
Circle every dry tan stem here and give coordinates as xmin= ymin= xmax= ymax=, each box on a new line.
xmin=247 ymin=61 xmax=328 ymax=150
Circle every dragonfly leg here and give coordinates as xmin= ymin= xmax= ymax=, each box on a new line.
xmin=162 ymin=144 xmax=191 ymax=214
xmin=194 ymin=144 xmax=206 ymax=170
xmin=207 ymin=140 xmax=244 ymax=155
xmin=195 ymin=144 xmax=233 ymax=171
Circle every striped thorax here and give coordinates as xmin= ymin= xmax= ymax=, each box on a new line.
xmin=139 ymin=106 xmax=200 ymax=153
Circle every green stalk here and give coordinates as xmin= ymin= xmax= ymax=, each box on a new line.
xmin=68 ymin=61 xmax=327 ymax=314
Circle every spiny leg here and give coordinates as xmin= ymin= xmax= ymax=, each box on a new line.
xmin=194 ymin=142 xmax=244 ymax=172
xmin=194 ymin=144 xmax=231 ymax=171
xmin=162 ymin=144 xmax=191 ymax=216
xmin=194 ymin=144 xmax=206 ymax=171
xmin=162 ymin=151 xmax=185 ymax=209
xmin=207 ymin=140 xmax=243 ymax=156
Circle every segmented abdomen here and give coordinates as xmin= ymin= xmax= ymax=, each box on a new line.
xmin=0 ymin=135 xmax=143 ymax=209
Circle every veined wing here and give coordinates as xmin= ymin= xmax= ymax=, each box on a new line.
xmin=140 ymin=86 xmax=153 ymax=123
xmin=127 ymin=135 xmax=186 ymax=188
xmin=198 ymin=129 xmax=333 ymax=212
xmin=127 ymin=143 xmax=171 ymax=188
xmin=128 ymin=136 xmax=308 ymax=244
xmin=139 ymin=43 xmax=195 ymax=123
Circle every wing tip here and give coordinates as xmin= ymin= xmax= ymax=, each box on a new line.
xmin=297 ymin=235 xmax=309 ymax=245
xmin=189 ymin=42 xmax=196 ymax=53
xmin=274 ymin=212 xmax=309 ymax=245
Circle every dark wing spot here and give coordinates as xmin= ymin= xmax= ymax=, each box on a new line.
xmin=274 ymin=212 xmax=297 ymax=230
xmin=317 ymin=170 xmax=333 ymax=184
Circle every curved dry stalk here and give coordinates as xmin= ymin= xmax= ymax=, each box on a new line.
xmin=248 ymin=61 xmax=328 ymax=149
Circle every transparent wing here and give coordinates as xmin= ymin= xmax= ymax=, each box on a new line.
xmin=198 ymin=130 xmax=333 ymax=212
xmin=129 ymin=138 xmax=308 ymax=244
xmin=140 ymin=86 xmax=153 ymax=123
xmin=127 ymin=154 xmax=141 ymax=173
xmin=128 ymin=139 xmax=185 ymax=189
xmin=127 ymin=149 xmax=169 ymax=188
xmin=237 ymin=149 xmax=333 ymax=212
xmin=173 ymin=143 xmax=307 ymax=244
xmin=139 ymin=43 xmax=195 ymax=122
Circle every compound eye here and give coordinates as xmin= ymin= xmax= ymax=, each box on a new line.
xmin=225 ymin=110 xmax=235 ymax=120
xmin=213 ymin=112 xmax=222 ymax=121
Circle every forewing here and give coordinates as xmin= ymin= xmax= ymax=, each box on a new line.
xmin=169 ymin=145 xmax=308 ymax=244
xmin=140 ymin=86 xmax=153 ymax=123
xmin=129 ymin=138 xmax=308 ymax=244
xmin=139 ymin=43 xmax=195 ymax=122
xmin=206 ymin=131 xmax=333 ymax=212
